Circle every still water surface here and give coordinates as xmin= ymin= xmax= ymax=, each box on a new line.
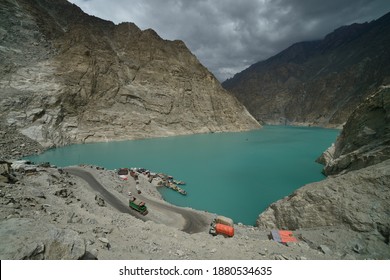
xmin=26 ymin=126 xmax=339 ymax=225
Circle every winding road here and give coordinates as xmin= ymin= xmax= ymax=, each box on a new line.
xmin=65 ymin=168 xmax=211 ymax=234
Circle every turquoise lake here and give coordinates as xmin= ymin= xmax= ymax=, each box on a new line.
xmin=26 ymin=126 xmax=339 ymax=225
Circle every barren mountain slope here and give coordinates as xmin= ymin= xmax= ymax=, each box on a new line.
xmin=223 ymin=12 xmax=390 ymax=127
xmin=0 ymin=0 xmax=259 ymax=154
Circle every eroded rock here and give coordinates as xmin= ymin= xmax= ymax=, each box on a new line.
xmin=0 ymin=0 xmax=260 ymax=152
xmin=257 ymin=160 xmax=390 ymax=233
xmin=0 ymin=218 xmax=85 ymax=259
xmin=321 ymin=88 xmax=390 ymax=175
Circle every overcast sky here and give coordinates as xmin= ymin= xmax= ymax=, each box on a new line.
xmin=68 ymin=0 xmax=390 ymax=81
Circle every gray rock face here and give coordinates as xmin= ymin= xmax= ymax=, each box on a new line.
xmin=0 ymin=0 xmax=259 ymax=150
xmin=321 ymin=87 xmax=390 ymax=175
xmin=0 ymin=161 xmax=11 ymax=183
xmin=257 ymin=160 xmax=390 ymax=237
xmin=0 ymin=218 xmax=86 ymax=259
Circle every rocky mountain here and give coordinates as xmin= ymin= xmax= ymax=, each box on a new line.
xmin=319 ymin=87 xmax=390 ymax=175
xmin=0 ymin=0 xmax=259 ymax=155
xmin=222 ymin=12 xmax=390 ymax=127
xmin=257 ymin=88 xmax=390 ymax=249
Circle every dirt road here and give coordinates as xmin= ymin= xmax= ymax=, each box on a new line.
xmin=65 ymin=168 xmax=211 ymax=234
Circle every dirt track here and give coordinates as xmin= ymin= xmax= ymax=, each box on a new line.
xmin=65 ymin=167 xmax=211 ymax=234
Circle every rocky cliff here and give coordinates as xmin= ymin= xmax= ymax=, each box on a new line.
xmin=257 ymin=159 xmax=390 ymax=233
xmin=257 ymin=88 xmax=390 ymax=248
xmin=319 ymin=87 xmax=390 ymax=175
xmin=222 ymin=12 xmax=390 ymax=127
xmin=0 ymin=0 xmax=259 ymax=155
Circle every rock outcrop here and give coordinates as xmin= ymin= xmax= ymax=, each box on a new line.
xmin=223 ymin=12 xmax=390 ymax=127
xmin=320 ymin=87 xmax=390 ymax=175
xmin=0 ymin=161 xmax=11 ymax=183
xmin=256 ymin=89 xmax=390 ymax=249
xmin=0 ymin=218 xmax=86 ymax=259
xmin=0 ymin=0 xmax=259 ymax=151
xmin=257 ymin=160 xmax=390 ymax=236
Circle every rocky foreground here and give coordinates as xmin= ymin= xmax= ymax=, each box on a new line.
xmin=1 ymin=164 xmax=389 ymax=260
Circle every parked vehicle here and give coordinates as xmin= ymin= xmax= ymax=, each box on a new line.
xmin=129 ymin=197 xmax=148 ymax=215
xmin=209 ymin=215 xmax=234 ymax=237
xmin=209 ymin=223 xmax=234 ymax=237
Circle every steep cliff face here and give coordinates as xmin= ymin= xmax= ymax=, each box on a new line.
xmin=257 ymin=160 xmax=390 ymax=234
xmin=0 ymin=0 xmax=259 ymax=150
xmin=256 ymin=88 xmax=390 ymax=244
xmin=223 ymin=12 xmax=390 ymax=127
xmin=320 ymin=87 xmax=390 ymax=175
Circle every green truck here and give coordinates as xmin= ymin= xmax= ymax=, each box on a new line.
xmin=129 ymin=197 xmax=148 ymax=215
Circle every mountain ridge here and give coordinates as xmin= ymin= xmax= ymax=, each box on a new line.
xmin=223 ymin=11 xmax=390 ymax=127
xmin=0 ymin=0 xmax=259 ymax=155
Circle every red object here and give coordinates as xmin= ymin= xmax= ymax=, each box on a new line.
xmin=271 ymin=230 xmax=297 ymax=243
xmin=279 ymin=230 xmax=297 ymax=242
xmin=215 ymin=223 xmax=234 ymax=237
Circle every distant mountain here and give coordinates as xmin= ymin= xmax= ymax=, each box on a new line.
xmin=222 ymin=12 xmax=390 ymax=127
xmin=0 ymin=0 xmax=259 ymax=151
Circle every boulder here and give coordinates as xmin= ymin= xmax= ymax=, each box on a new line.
xmin=322 ymin=88 xmax=390 ymax=175
xmin=95 ymin=194 xmax=106 ymax=207
xmin=0 ymin=161 xmax=11 ymax=183
xmin=0 ymin=218 xmax=86 ymax=259
xmin=257 ymin=160 xmax=390 ymax=236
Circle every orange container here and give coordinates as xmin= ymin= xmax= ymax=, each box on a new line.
xmin=215 ymin=223 xmax=234 ymax=237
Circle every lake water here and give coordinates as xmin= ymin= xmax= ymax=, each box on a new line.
xmin=26 ymin=126 xmax=339 ymax=225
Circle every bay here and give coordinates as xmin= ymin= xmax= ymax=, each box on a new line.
xmin=26 ymin=126 xmax=339 ymax=225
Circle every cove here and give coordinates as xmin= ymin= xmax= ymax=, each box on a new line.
xmin=26 ymin=126 xmax=339 ymax=225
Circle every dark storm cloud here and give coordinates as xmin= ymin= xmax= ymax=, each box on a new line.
xmin=69 ymin=0 xmax=390 ymax=81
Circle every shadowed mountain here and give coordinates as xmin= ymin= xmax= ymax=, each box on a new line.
xmin=223 ymin=12 xmax=390 ymax=127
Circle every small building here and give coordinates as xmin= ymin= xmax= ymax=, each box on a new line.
xmin=118 ymin=168 xmax=129 ymax=180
